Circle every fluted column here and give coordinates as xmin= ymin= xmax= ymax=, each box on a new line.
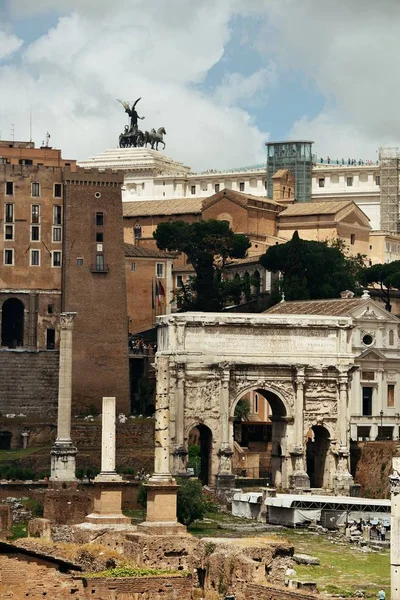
xmin=50 ymin=312 xmax=77 ymax=482
xmin=151 ymin=355 xmax=172 ymax=482
xmin=333 ymin=369 xmax=354 ymax=494
xmin=289 ymin=367 xmax=309 ymax=489
xmin=173 ymin=363 xmax=187 ymax=474
xmin=216 ymin=366 xmax=234 ymax=492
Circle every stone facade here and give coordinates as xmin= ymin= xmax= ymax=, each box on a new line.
xmin=155 ymin=312 xmax=355 ymax=492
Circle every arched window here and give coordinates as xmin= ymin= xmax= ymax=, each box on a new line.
xmin=389 ymin=330 xmax=395 ymax=346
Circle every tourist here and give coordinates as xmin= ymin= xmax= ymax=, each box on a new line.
xmin=378 ymin=589 xmax=386 ymax=600
xmin=380 ymin=524 xmax=386 ymax=541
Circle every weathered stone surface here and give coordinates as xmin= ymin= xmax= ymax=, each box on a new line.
xmin=28 ymin=517 xmax=52 ymax=540
xmin=293 ymin=553 xmax=320 ymax=565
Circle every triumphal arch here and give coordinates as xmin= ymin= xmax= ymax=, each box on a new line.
xmin=154 ymin=312 xmax=356 ymax=494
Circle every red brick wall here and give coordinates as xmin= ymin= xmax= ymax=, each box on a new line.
xmin=63 ymin=169 xmax=130 ymax=414
xmin=83 ymin=575 xmax=192 ymax=599
xmin=245 ymin=583 xmax=317 ymax=600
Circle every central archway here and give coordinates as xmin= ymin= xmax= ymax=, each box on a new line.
xmin=1 ymin=298 xmax=24 ymax=348
xmin=188 ymin=424 xmax=212 ymax=485
xmin=232 ymin=387 xmax=288 ymax=487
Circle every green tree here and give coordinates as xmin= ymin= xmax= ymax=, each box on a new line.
xmin=260 ymin=231 xmax=364 ymax=301
xmin=154 ymin=220 xmax=250 ymax=311
xmin=234 ymin=398 xmax=250 ymax=422
xmin=361 ymin=260 xmax=400 ymax=312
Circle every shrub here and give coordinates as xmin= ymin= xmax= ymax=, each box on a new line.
xmin=177 ymin=478 xmax=207 ymax=526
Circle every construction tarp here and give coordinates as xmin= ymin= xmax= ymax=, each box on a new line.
xmin=268 ymin=506 xmax=321 ymax=526
xmin=232 ymin=492 xmax=262 ymax=520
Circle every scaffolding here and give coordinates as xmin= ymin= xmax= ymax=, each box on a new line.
xmin=379 ymin=147 xmax=400 ymax=232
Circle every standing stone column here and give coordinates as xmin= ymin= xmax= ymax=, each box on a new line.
xmin=289 ymin=367 xmax=310 ymax=489
xmin=138 ymin=354 xmax=185 ymax=534
xmin=216 ymin=366 xmax=234 ymax=492
xmin=334 ymin=370 xmax=354 ymax=494
xmin=50 ymin=312 xmax=77 ymax=482
xmin=390 ymin=456 xmax=400 ymax=600
xmin=85 ymin=397 xmax=130 ymax=526
xmin=172 ymin=363 xmax=187 ymax=475
xmin=98 ymin=397 xmax=119 ymax=480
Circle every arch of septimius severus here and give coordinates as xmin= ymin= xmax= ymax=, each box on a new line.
xmin=153 ymin=312 xmax=356 ymax=495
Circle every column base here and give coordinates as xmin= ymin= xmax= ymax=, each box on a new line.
xmin=50 ymin=443 xmax=77 ymax=482
xmin=333 ymin=472 xmax=354 ymax=496
xmin=85 ymin=513 xmax=131 ymax=526
xmin=145 ymin=481 xmax=180 ymax=524
xmin=94 ymin=472 xmax=123 ymax=483
xmin=137 ymin=521 xmax=187 ymax=536
xmin=289 ymin=471 xmax=310 ymax=490
xmin=216 ymin=473 xmax=235 ymax=491
xmin=85 ymin=485 xmax=128 ymax=525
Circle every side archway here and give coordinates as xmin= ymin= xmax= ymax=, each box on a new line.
xmin=188 ymin=423 xmax=213 ymax=485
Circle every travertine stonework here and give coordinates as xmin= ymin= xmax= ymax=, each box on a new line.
xmin=155 ymin=312 xmax=355 ymax=493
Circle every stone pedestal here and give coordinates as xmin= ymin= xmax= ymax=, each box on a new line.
xmin=50 ymin=312 xmax=78 ymax=482
xmin=137 ymin=482 xmax=186 ymax=535
xmin=85 ymin=483 xmax=130 ymax=526
xmin=289 ymin=448 xmax=310 ymax=489
xmin=216 ymin=473 xmax=235 ymax=492
xmin=333 ymin=449 xmax=354 ymax=495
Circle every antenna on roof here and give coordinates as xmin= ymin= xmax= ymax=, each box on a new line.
xmin=29 ymin=106 xmax=32 ymax=142
xmin=10 ymin=124 xmax=15 ymax=142
xmin=46 ymin=132 xmax=51 ymax=147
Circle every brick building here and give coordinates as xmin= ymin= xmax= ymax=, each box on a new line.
xmin=0 ymin=142 xmax=129 ymax=416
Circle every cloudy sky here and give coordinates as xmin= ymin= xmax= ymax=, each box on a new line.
xmin=0 ymin=0 xmax=398 ymax=170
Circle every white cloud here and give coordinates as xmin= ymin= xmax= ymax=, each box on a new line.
xmin=0 ymin=30 xmax=23 ymax=60
xmin=213 ymin=64 xmax=276 ymax=108
xmin=254 ymin=0 xmax=400 ymax=157
xmin=0 ymin=0 xmax=269 ymax=170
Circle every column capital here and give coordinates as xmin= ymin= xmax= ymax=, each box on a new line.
xmin=390 ymin=468 xmax=400 ymax=496
xmin=60 ymin=312 xmax=77 ymax=329
xmin=175 ymin=363 xmax=186 ymax=380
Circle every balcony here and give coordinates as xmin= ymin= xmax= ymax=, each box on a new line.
xmin=91 ymin=264 xmax=109 ymax=273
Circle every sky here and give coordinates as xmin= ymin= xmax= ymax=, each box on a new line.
xmin=0 ymin=0 xmax=399 ymax=171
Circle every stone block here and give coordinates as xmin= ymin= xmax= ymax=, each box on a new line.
xmin=0 ymin=504 xmax=12 ymax=531
xmin=293 ymin=553 xmax=320 ymax=566
xmin=28 ymin=518 xmax=52 ymax=540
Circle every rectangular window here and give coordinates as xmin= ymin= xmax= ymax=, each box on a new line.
xmin=52 ymin=226 xmax=62 ymax=242
xmin=30 ymin=249 xmax=40 ymax=266
xmin=54 ymin=183 xmax=62 ymax=198
xmin=214 ymin=183 xmax=220 ymax=193
xmin=31 ymin=182 xmax=40 ymax=197
xmin=19 ymin=159 xmax=33 ymax=165
xmin=177 ymin=275 xmax=183 ymax=287
xmin=318 ymin=178 xmax=325 ymax=188
xmin=239 ymin=182 xmax=245 ymax=191
xmin=46 ymin=328 xmax=56 ymax=350
xmin=96 ymin=232 xmax=104 ymax=242
xmin=375 ymin=175 xmax=380 ymax=186
xmin=350 ymin=233 xmax=356 ymax=245
xmin=53 ymin=205 xmax=62 ymax=225
xmin=77 ymin=257 xmax=84 ymax=266
xmin=5 ymin=203 xmax=14 ymax=223
xmin=31 ymin=225 xmax=40 ymax=242
xmin=346 ymin=176 xmax=353 ymax=187
xmin=96 ymin=254 xmax=104 ymax=271
xmin=96 ymin=212 xmax=104 ymax=226
xmin=190 ymin=185 xmax=196 ymax=195
xmin=31 ymin=204 xmax=40 ymax=223
xmin=362 ymin=386 xmax=373 ymax=416
xmin=5 ymin=181 xmax=13 ymax=195
xmin=388 ymin=384 xmax=395 ymax=408
xmin=4 ymin=249 xmax=13 ymax=265
xmin=156 ymin=262 xmax=164 ymax=278
xmin=131 ymin=262 xmax=136 ymax=272
xmin=5 ymin=225 xmax=13 ymax=240
xmin=47 ymin=304 xmax=54 ymax=314
xmin=52 ymin=251 xmax=61 ymax=267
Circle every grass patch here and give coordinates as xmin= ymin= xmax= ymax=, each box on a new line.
xmin=85 ymin=566 xmax=189 ymax=579
xmin=271 ymin=530 xmax=390 ymax=599
xmin=0 ymin=446 xmax=50 ymax=462
xmin=122 ymin=509 xmax=145 ymax=524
